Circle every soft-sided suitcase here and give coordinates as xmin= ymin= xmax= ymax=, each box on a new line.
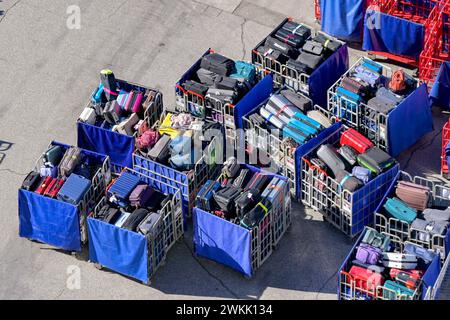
xmin=338 ymin=145 xmax=359 ymax=166
xmin=240 ymin=200 xmax=270 ymax=229
xmin=382 ymin=280 xmax=415 ymax=300
xmin=138 ymin=212 xmax=162 ymax=236
xmin=281 ymin=90 xmax=312 ymax=112
xmin=122 ymin=208 xmax=149 ymax=232
xmin=307 ymin=109 xmax=332 ymax=128
xmin=108 ymin=172 xmax=141 ymax=205
xmin=257 ymin=45 xmax=288 ymax=64
xmin=302 ymin=41 xmax=324 ymax=56
xmin=348 ymin=266 xmax=384 ymax=294
xmin=129 ymin=185 xmax=154 ymax=208
xmin=357 ymin=147 xmax=395 ymax=175
xmin=244 ymin=173 xmax=270 ymax=192
xmin=214 ymin=77 xmax=239 ymax=91
xmin=103 ymin=100 xmax=122 ymax=125
xmin=79 ymin=107 xmax=96 ymax=125
xmin=382 ymin=252 xmax=417 ymax=270
xmin=422 ymin=208 xmax=450 ymax=223
xmin=404 ymin=242 xmax=437 ymax=269
xmin=197 ymin=68 xmax=221 ymax=86
xmin=123 ymin=90 xmax=144 ymax=114
xmin=389 ymin=269 xmax=422 ymax=290
xmin=235 ymin=189 xmax=262 ymax=218
xmin=353 ymin=65 xmax=381 ymax=86
xmin=115 ymin=113 xmax=139 ymax=136
xmin=183 ymin=80 xmax=209 ymax=97
xmin=286 ymin=59 xmax=310 ymax=74
xmin=317 ymin=144 xmax=347 ymax=176
xmin=411 ymin=218 xmax=448 ymax=242
xmin=98 ymin=205 xmax=121 ymax=225
xmin=383 ymin=197 xmax=417 ymax=224
xmin=356 ymin=243 xmax=382 ymax=265
xmin=43 ymin=145 xmax=65 ymax=166
xmin=40 ymin=164 xmax=58 ymax=179
xmin=59 ymin=147 xmax=83 ymax=178
xmin=352 ymin=260 xmax=385 ymax=274
xmin=275 ymin=28 xmax=305 ymax=48
xmin=148 ymin=134 xmax=171 ymax=162
xmin=335 ymin=170 xmax=364 ymax=192
xmin=362 ymin=228 xmax=391 ymax=251
xmin=230 ymin=61 xmax=256 ymax=84
xmin=36 ymin=176 xmax=52 ymax=195
xmin=313 ymin=33 xmax=342 ymax=52
xmin=336 ymin=86 xmax=364 ymax=105
xmin=200 ymin=53 xmax=235 ymax=76
xmin=22 ymin=171 xmax=42 ymax=191
xmin=57 ymin=174 xmax=92 ymax=205
xmin=395 ymin=181 xmax=430 ymax=211
xmin=282 ymin=21 xmax=312 ymax=39
xmin=367 ymin=97 xmax=396 ymax=115
xmin=296 ymin=52 xmax=323 ymax=71
xmin=44 ymin=178 xmax=64 ymax=199
xmin=266 ymin=36 xmax=298 ymax=59
xmin=352 ymin=166 xmax=372 ymax=184
xmin=341 ymin=77 xmax=370 ymax=97
xmin=222 ymin=157 xmax=240 ymax=179
xmin=214 ymin=185 xmax=241 ymax=214
xmin=196 ymin=180 xmax=221 ymax=211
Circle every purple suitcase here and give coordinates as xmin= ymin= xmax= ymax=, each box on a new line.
xmin=129 ymin=185 xmax=154 ymax=207
xmin=356 ymin=243 xmax=382 ymax=265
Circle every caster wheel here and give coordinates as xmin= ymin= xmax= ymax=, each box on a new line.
xmin=94 ymin=263 xmax=103 ymax=270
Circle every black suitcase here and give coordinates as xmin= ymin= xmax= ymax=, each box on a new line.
xmin=183 ymin=80 xmax=209 ymax=97
xmin=235 ymin=188 xmax=261 ymax=218
xmin=22 ymin=171 xmax=42 ymax=191
xmin=338 ymin=145 xmax=359 ymax=166
xmin=233 ymin=169 xmax=253 ymax=189
xmin=122 ymin=208 xmax=150 ymax=232
xmin=357 ymin=147 xmax=396 ymax=175
xmin=297 ymin=52 xmax=323 ymax=71
xmin=265 ymin=36 xmax=299 ymax=59
xmin=101 ymin=206 xmax=122 ymax=225
xmin=200 ymin=53 xmax=235 ymax=76
xmin=214 ymin=185 xmax=241 ymax=214
xmin=281 ymin=90 xmax=312 ymax=112
xmin=244 ymin=172 xmax=271 ymax=192
xmin=196 ymin=180 xmax=221 ymax=211
xmin=317 ymin=144 xmax=347 ymax=176
xmin=341 ymin=77 xmax=371 ymax=97
xmin=275 ymin=28 xmax=305 ymax=48
xmin=302 ymin=41 xmax=324 ymax=56
xmin=282 ymin=21 xmax=312 ymax=39
xmin=313 ymin=34 xmax=342 ymax=53
xmin=257 ymin=45 xmax=289 ymax=64
xmin=240 ymin=199 xmax=270 ymax=229
xmin=286 ymin=59 xmax=311 ymax=75
xmin=214 ymin=77 xmax=240 ymax=91
xmin=196 ymin=68 xmax=221 ymax=86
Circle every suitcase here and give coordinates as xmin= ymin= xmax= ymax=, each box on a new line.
xmin=57 ymin=174 xmax=92 ymax=205
xmin=341 ymin=77 xmax=370 ymax=97
xmin=129 ymin=185 xmax=155 ymax=208
xmin=115 ymin=113 xmax=139 ymax=136
xmin=222 ymin=157 xmax=240 ymax=178
xmin=267 ymin=94 xmax=300 ymax=117
xmin=214 ymin=185 xmax=241 ymax=214
xmin=404 ymin=242 xmax=437 ymax=269
xmin=382 ymin=252 xmax=417 ymax=270
xmin=286 ymin=59 xmax=310 ymax=75
xmin=148 ymin=135 xmax=171 ymax=162
xmin=376 ymin=87 xmax=403 ymax=105
xmin=114 ymin=211 xmax=131 ymax=228
xmin=240 ymin=200 xmax=270 ymax=229
xmin=235 ymin=188 xmax=262 ymax=218
xmin=123 ymin=90 xmax=144 ymax=114
xmin=183 ymin=80 xmax=209 ymax=97
xmin=196 ymin=180 xmax=221 ymax=211
xmin=296 ymin=52 xmax=323 ymax=71
xmin=352 ymin=166 xmax=372 ymax=184
xmin=275 ymin=28 xmax=305 ymax=48
xmin=307 ymin=109 xmax=332 ymax=128
xmin=367 ymin=96 xmax=396 ymax=115
xmin=103 ymin=100 xmax=122 ymax=125
xmin=362 ymin=60 xmax=383 ymax=74
xmin=335 ymin=170 xmax=364 ymax=192
xmin=395 ymin=181 xmax=431 ymax=211
xmin=282 ymin=21 xmax=312 ymax=39
xmin=98 ymin=205 xmax=121 ymax=225
xmin=22 ymin=171 xmax=42 ymax=191
xmin=200 ymin=53 xmax=235 ymax=77
xmin=422 ymin=208 xmax=450 ymax=222
xmin=40 ymin=164 xmax=58 ymax=178
xmin=283 ymin=125 xmax=309 ymax=144
xmin=233 ymin=169 xmax=253 ymax=189
xmin=43 ymin=145 xmax=65 ymax=165
xmin=122 ymin=208 xmax=149 ymax=232
xmin=317 ymin=144 xmax=347 ymax=176
xmin=257 ymin=45 xmax=288 ymax=64
xmin=245 ymin=173 xmax=271 ymax=192
xmin=338 ymin=145 xmax=359 ymax=166
xmin=36 ymin=176 xmax=52 ymax=195
xmin=230 ymin=61 xmax=256 ymax=84
xmin=59 ymin=147 xmax=83 ymax=178
xmin=348 ymin=266 xmax=384 ymax=294
xmin=108 ymin=172 xmax=141 ymax=204
xmin=100 ymin=69 xmax=118 ymax=101
xmin=353 ymin=65 xmax=381 ymax=86
xmin=138 ymin=212 xmax=162 ymax=236
xmin=43 ymin=178 xmax=64 ymax=198
xmin=266 ymin=36 xmax=298 ymax=59
xmin=362 ymin=228 xmax=391 ymax=251
xmin=357 ymin=147 xmax=395 ymax=175
xmin=197 ymin=68 xmax=221 ymax=86
xmin=356 ymin=243 xmax=382 ymax=265
xmin=293 ymin=112 xmax=322 ymax=131
xmin=351 ymin=260 xmax=385 ymax=274
xmin=411 ymin=218 xmax=448 ymax=242
xmin=382 ymin=280 xmax=415 ymax=300
xmin=383 ymin=197 xmax=417 ymax=224
xmin=302 ymin=40 xmax=324 ymax=56
xmin=336 ymin=86 xmax=364 ymax=105
xmin=313 ymin=33 xmax=342 ymax=52
xmin=389 ymin=269 xmax=422 ymax=290
xmin=142 ymin=89 xmax=159 ymax=111
xmin=281 ymin=90 xmax=312 ymax=112
xmin=214 ymin=76 xmax=239 ymax=91
xmin=79 ymin=107 xmax=97 ymax=125
xmin=206 ymin=88 xmax=236 ymax=104
xmin=289 ymin=118 xmax=317 ymax=137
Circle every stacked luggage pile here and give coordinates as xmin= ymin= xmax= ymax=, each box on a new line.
xmin=327 ymin=58 xmax=418 ymax=152
xmin=339 ymin=227 xmax=442 ymax=300
xmin=301 ymin=126 xmax=399 ymax=237
xmin=375 ymin=172 xmax=450 ymax=263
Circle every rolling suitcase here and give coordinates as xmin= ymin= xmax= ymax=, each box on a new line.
xmin=123 ymin=90 xmax=144 ymax=114
xmin=341 ymin=77 xmax=370 ymax=97
xmin=57 ymin=174 xmax=92 ymax=205
xmin=257 ymin=45 xmax=288 ymax=64
xmin=281 ymin=90 xmax=312 ymax=112
xmin=59 ymin=147 xmax=83 ymax=178
xmin=235 ymin=189 xmax=262 ymax=218
xmin=422 ymin=208 xmax=450 ymax=223
xmin=98 ymin=205 xmax=121 ymax=225
xmin=108 ymin=172 xmax=141 ymax=205
xmin=338 ymin=145 xmax=359 ymax=166
xmin=352 ymin=166 xmax=372 ymax=184
xmin=307 ymin=109 xmax=332 ymax=128
xmin=183 ymin=80 xmax=209 ymax=97
xmin=336 ymin=86 xmax=364 ymax=105
xmin=292 ymin=112 xmax=322 ymax=131
xmin=335 ymin=170 xmax=364 ymax=192
xmin=383 ymin=197 xmax=417 ymax=224
xmin=283 ymin=125 xmax=309 ymax=144
xmin=147 ymin=135 xmax=170 ymax=163
xmin=197 ymin=68 xmax=221 ymax=86
xmin=362 ymin=60 xmax=383 ymax=74
xmin=382 ymin=281 xmax=415 ymax=300
xmin=389 ymin=269 xmax=422 ymax=290
xmin=138 ymin=212 xmax=162 ymax=236
xmin=115 ymin=113 xmax=139 ymax=136
xmin=240 ymin=199 xmax=270 ymax=229
xmin=40 ymin=164 xmax=58 ymax=178
xmin=302 ymin=41 xmax=324 ymax=56
xmin=357 ymin=147 xmax=395 ymax=175
xmin=367 ymin=96 xmax=396 ymax=115
xmin=348 ymin=266 xmax=384 ymax=294
xmin=36 ymin=176 xmax=52 ymax=195
xmin=362 ymin=228 xmax=390 ymax=251
xmin=44 ymin=178 xmax=65 ymax=199
xmin=129 ymin=185 xmax=155 ymax=208
xmin=265 ymin=36 xmax=298 ymax=59
xmin=122 ymin=208 xmax=149 ymax=232
xmin=296 ymin=52 xmax=323 ymax=71
xmin=356 ymin=243 xmax=382 ymax=265
xmin=214 ymin=77 xmax=240 ymax=91
xmin=411 ymin=218 xmax=448 ymax=242
xmin=313 ymin=33 xmax=342 ymax=52
xmin=43 ymin=145 xmax=64 ymax=166
xmin=103 ymin=101 xmax=122 ymax=125
xmin=245 ymin=173 xmax=271 ymax=192
xmin=404 ymin=243 xmax=437 ymax=269
xmin=100 ymin=69 xmax=118 ymax=101
xmin=317 ymin=144 xmax=347 ymax=176
xmin=230 ymin=61 xmax=256 ymax=84
xmin=382 ymin=252 xmax=417 ymax=270
xmin=282 ymin=21 xmax=312 ymax=39
xmin=233 ymin=169 xmax=252 ymax=189
xmin=286 ymin=59 xmax=310 ymax=74
xmin=222 ymin=157 xmax=240 ymax=179
xmin=114 ymin=211 xmax=131 ymax=228
xmin=200 ymin=53 xmax=235 ymax=76
xmin=22 ymin=171 xmax=42 ymax=191
xmin=275 ymin=28 xmax=305 ymax=48
xmin=395 ymin=181 xmax=430 ymax=211
xmin=214 ymin=185 xmax=241 ymax=214
xmin=351 ymin=260 xmax=385 ymax=274
xmin=79 ymin=107 xmax=97 ymax=125
xmin=196 ymin=180 xmax=221 ymax=211
xmin=353 ymin=65 xmax=381 ymax=86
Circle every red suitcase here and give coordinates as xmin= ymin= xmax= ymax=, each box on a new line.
xmin=389 ymin=269 xmax=422 ymax=290
xmin=44 ymin=178 xmax=65 ymax=199
xmin=340 ymin=129 xmax=374 ymax=154
xmin=36 ymin=176 xmax=52 ymax=195
xmin=349 ymin=266 xmax=384 ymax=295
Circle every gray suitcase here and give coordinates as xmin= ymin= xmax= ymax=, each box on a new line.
xmin=59 ymin=147 xmax=83 ymax=178
xmin=317 ymin=144 xmax=347 ymax=176
xmin=43 ymin=145 xmax=64 ymax=166
xmin=138 ymin=212 xmax=162 ymax=236
xmin=197 ymin=68 xmax=221 ymax=86
xmin=148 ymin=135 xmax=171 ymax=162
xmin=103 ymin=100 xmax=122 ymax=125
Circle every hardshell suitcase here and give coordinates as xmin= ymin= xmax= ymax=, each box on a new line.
xmin=352 ymin=166 xmax=372 ymax=184
xmin=22 ymin=171 xmax=42 ymax=191
xmin=122 ymin=208 xmax=149 ymax=232
xmin=59 ymin=147 xmax=83 ymax=178
xmin=281 ymin=90 xmax=312 ymax=112
xmin=383 ymin=197 xmax=417 ymax=224
xmin=196 ymin=180 xmax=221 ymax=211
xmin=100 ymin=69 xmax=118 ymax=101
xmin=341 ymin=77 xmax=370 ymax=97
xmin=57 ymin=174 xmax=92 ymax=205
xmin=257 ymin=45 xmax=288 ymax=64
xmin=317 ymin=144 xmax=347 ymax=176
xmin=395 ymin=181 xmax=430 ymax=211
xmin=214 ymin=185 xmax=241 ymax=214
xmin=36 ymin=176 xmax=52 ymax=195
xmin=200 ymin=53 xmax=235 ymax=77
xmin=115 ymin=113 xmax=139 ymax=136
xmin=123 ymin=90 xmax=144 ymax=114
xmin=99 ymin=205 xmax=121 ymax=225
xmin=79 ymin=107 xmax=96 ymax=125
xmin=340 ymin=129 xmax=374 ymax=154
xmin=275 ymin=28 xmax=305 ymax=48
xmin=147 ymin=134 xmax=171 ymax=162
xmin=103 ymin=100 xmax=122 ymax=125
xmin=348 ymin=266 xmax=384 ymax=294
xmin=235 ymin=189 xmax=262 ymax=218
xmin=336 ymin=86 xmax=364 ymax=104
xmin=389 ymin=269 xmax=422 ymax=290
xmin=108 ymin=172 xmax=141 ymax=204
xmin=382 ymin=252 xmax=417 ymax=270
xmin=382 ymin=280 xmax=415 ymax=300
xmin=357 ymin=147 xmax=395 ymax=175
xmin=335 ymin=170 xmax=364 ymax=192
xmin=44 ymin=178 xmax=64 ymax=198
xmin=307 ymin=110 xmax=332 ymax=128
xmin=265 ymin=36 xmax=298 ymax=59
xmin=351 ymin=260 xmax=385 ymax=274
xmin=338 ymin=145 xmax=359 ymax=166
xmin=43 ymin=145 xmax=64 ymax=166
xmin=129 ymin=185 xmax=154 ymax=208
xmin=138 ymin=212 xmax=162 ymax=237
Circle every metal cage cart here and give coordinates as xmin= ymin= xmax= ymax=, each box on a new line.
xmin=18 ymin=141 xmax=111 ymax=252
xmin=374 ymin=171 xmax=450 ymax=263
xmin=132 ymin=112 xmax=221 ymax=218
xmin=77 ymin=79 xmax=164 ymax=174
xmin=193 ymin=165 xmax=291 ymax=278
xmin=87 ymin=168 xmax=183 ymax=285
xmin=300 ymin=125 xmax=399 ymax=237
xmin=441 ymin=119 xmax=450 ymax=179
xmin=327 ymin=57 xmax=433 ymax=157
xmin=338 ymin=226 xmax=442 ymax=300
xmin=251 ymin=17 xmax=349 ymax=108
xmin=426 ymin=253 xmax=450 ymax=299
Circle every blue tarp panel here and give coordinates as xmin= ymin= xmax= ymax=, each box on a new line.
xmin=321 ymin=0 xmax=365 ymax=42
xmin=422 ymin=254 xmax=441 ymax=300
xmin=87 ymin=217 xmax=149 ymax=283
xmin=309 ymin=45 xmax=350 ymax=108
xmin=234 ymin=74 xmax=273 ymax=129
xmin=77 ymin=122 xmax=135 ymax=169
xmin=194 ymin=208 xmax=252 ymax=277
xmin=387 ymin=84 xmax=433 ymax=157
xmin=295 ymin=122 xmax=343 ymax=199
xmin=430 ymin=62 xmax=450 ymax=109
xmin=18 ymin=189 xmax=81 ymax=251
xmin=363 ymin=11 xmax=425 ymax=59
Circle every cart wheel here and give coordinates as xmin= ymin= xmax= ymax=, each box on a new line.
xmin=94 ymin=263 xmax=103 ymax=270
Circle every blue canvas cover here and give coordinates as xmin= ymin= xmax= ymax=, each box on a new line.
xmin=87 ymin=217 xmax=149 ymax=283
xmin=309 ymin=45 xmax=350 ymax=108
xmin=363 ymin=11 xmax=425 ymax=59
xmin=321 ymin=0 xmax=365 ymax=42
xmin=387 ymin=84 xmax=433 ymax=157
xmin=18 ymin=189 xmax=81 ymax=251
xmin=77 ymin=122 xmax=135 ymax=169
xmin=430 ymin=62 xmax=450 ymax=109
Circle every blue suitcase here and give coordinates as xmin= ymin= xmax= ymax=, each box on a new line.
xmin=383 ymin=197 xmax=417 ymax=224
xmin=289 ymin=118 xmax=317 ymax=136
xmin=108 ymin=172 xmax=141 ymax=204
xmin=283 ymin=125 xmax=309 ymax=144
xmin=292 ymin=112 xmax=322 ymax=131
xmin=336 ymin=86 xmax=363 ymax=104
xmin=57 ymin=173 xmax=92 ymax=205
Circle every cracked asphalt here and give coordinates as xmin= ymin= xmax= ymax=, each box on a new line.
xmin=0 ymin=0 xmax=446 ymax=300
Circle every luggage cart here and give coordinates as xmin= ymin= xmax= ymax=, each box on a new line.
xmin=441 ymin=119 xmax=450 ymax=179
xmin=374 ymin=171 xmax=450 ymax=263
xmin=193 ymin=165 xmax=291 ymax=278
xmin=18 ymin=142 xmax=111 ymax=252
xmin=88 ymin=168 xmax=183 ymax=285
xmin=338 ymin=227 xmax=442 ymax=300
xmin=77 ymin=79 xmax=164 ymax=173
xmin=301 ymin=125 xmax=399 ymax=237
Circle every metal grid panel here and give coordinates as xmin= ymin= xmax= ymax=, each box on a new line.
xmin=441 ymin=119 xmax=450 ymax=178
